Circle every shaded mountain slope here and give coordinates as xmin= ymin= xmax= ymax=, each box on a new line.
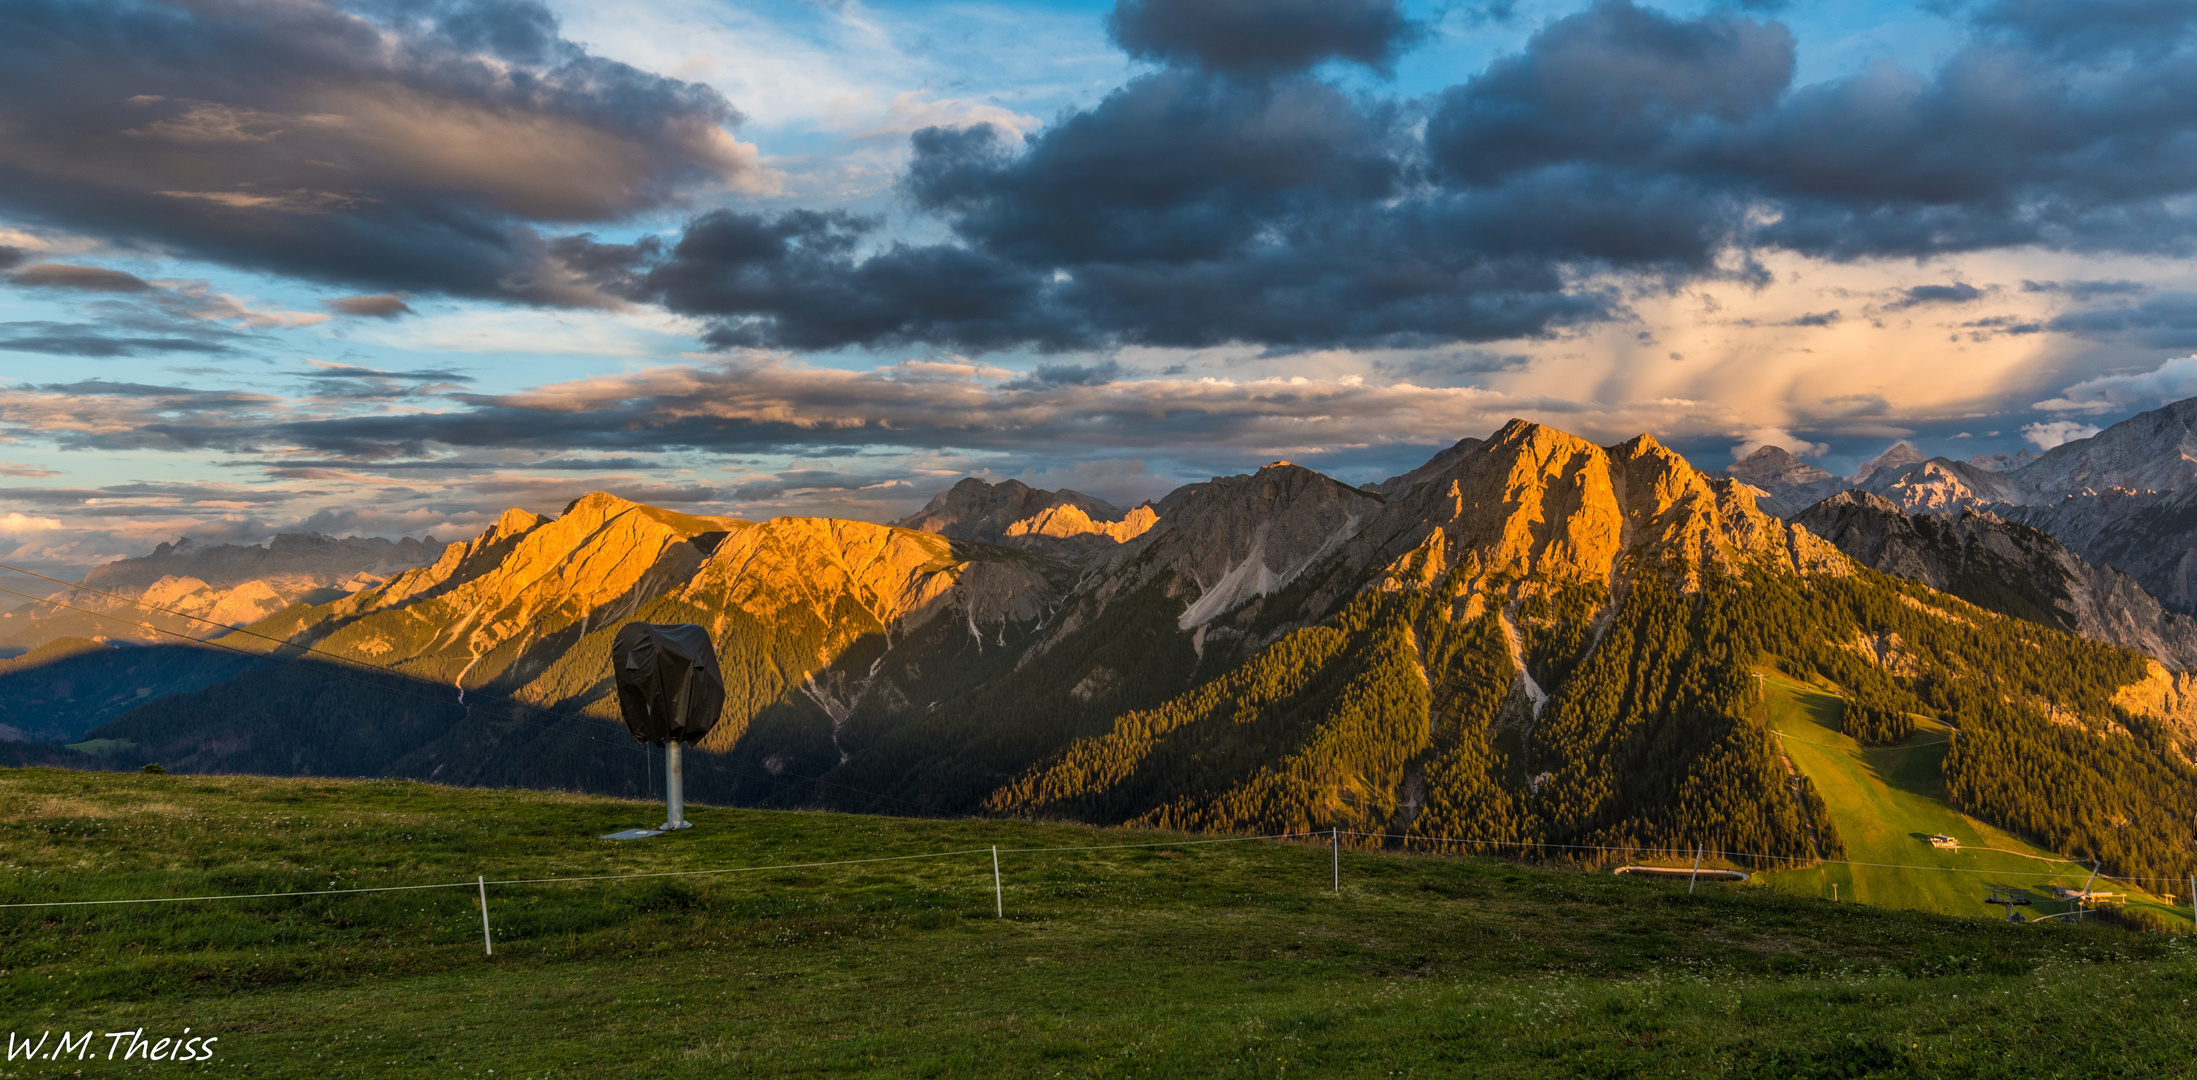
xmin=1796 ymin=490 xmax=2197 ymax=669
xmin=33 ymin=421 xmax=2197 ymax=884
xmin=985 ymin=422 xmax=2193 ymax=883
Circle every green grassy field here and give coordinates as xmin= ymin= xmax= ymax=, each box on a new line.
xmin=4 ymin=767 xmax=2197 ymax=1078
xmin=1751 ymin=669 xmax=2195 ymax=931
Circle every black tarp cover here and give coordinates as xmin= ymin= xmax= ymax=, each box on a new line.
xmin=610 ymin=622 xmax=725 ymax=746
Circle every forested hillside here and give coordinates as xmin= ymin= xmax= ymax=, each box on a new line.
xmin=10 ymin=420 xmax=2195 ymax=886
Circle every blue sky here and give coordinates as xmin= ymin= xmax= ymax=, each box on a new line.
xmin=3 ymin=0 xmax=2195 ymax=573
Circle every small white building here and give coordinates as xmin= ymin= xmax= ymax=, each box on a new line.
xmin=1927 ymin=834 xmax=1959 ymax=849
xmin=2047 ymin=885 xmax=2119 ymax=903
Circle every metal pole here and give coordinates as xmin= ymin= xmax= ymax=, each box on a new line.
xmin=992 ymin=845 xmax=1003 ymax=918
xmin=1331 ymin=828 xmax=1340 ymax=893
xmin=477 ymin=875 xmax=493 ymax=956
xmin=2189 ymin=874 xmax=2194 ymax=931
xmin=664 ymin=740 xmax=686 ymax=830
xmin=1688 ymin=844 xmax=1702 ymax=894
xmin=2078 ymin=859 xmax=2100 ymax=920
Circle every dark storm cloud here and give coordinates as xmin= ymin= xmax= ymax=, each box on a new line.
xmin=2022 ymin=279 xmax=2146 ymax=300
xmin=1888 ymin=282 xmax=1985 ymax=308
xmin=1107 ymin=0 xmax=1423 ymax=77
xmin=0 ymin=0 xmax=758 ymax=306
xmin=1001 ymin=361 xmax=1124 ymax=390
xmin=629 ymin=70 xmax=1608 ymax=350
xmin=246 ymin=456 xmax=661 ymax=472
xmin=325 ymin=294 xmax=415 ymax=318
xmin=7 ymin=264 xmax=155 ymax=293
xmin=2047 ymin=292 xmax=2197 ymax=348
xmin=612 ymin=0 xmax=2197 ymax=354
xmin=1971 ymin=0 xmax=2197 ymax=57
xmin=0 ymin=321 xmax=235 ymax=357
xmin=1425 ymin=1 xmax=1795 ymax=186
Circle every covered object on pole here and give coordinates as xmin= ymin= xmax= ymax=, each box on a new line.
xmin=610 ymin=622 xmax=725 ymax=747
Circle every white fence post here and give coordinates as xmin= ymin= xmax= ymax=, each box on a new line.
xmin=992 ymin=846 xmax=1003 ymax=918
xmin=1331 ymin=828 xmax=1340 ymax=893
xmin=477 ymin=875 xmax=493 ymax=956
xmin=1688 ymin=845 xmax=1702 ymax=895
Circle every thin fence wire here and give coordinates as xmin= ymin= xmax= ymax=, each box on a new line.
xmin=1345 ymin=829 xmax=2197 ymax=893
xmin=0 ymin=833 xmax=1310 ymax=911
xmin=3 ymin=826 xmax=2179 ymax=914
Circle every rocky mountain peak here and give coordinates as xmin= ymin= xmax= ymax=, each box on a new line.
xmin=893 ymin=477 xmax=1132 ymax=554
xmin=1346 ymin=421 xmax=1833 ymax=602
xmin=1852 ymin=441 xmax=1926 ymax=484
xmin=1087 ymin=463 xmax=1379 ymax=632
xmin=2013 ymin=397 xmax=2197 ymax=497
xmin=319 ymin=492 xmax=744 ymax=677
xmin=1727 ymin=444 xmax=1839 ymax=488
xmin=1859 ymin=456 xmax=2021 ymax=513
xmin=1796 ymin=489 xmax=2197 ymax=669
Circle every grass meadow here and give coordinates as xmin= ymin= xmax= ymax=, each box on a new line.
xmin=1751 ymin=669 xmax=2196 ymax=931
xmin=3 ymin=767 xmax=2196 ymax=1078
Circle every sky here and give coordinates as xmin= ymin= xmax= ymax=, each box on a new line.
xmin=4 ymin=0 xmax=2197 ymax=575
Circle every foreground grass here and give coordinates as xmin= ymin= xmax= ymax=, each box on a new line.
xmin=3 ymin=768 xmax=2195 ymax=1078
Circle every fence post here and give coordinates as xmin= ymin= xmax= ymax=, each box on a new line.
xmin=1688 ymin=844 xmax=1702 ymax=895
xmin=992 ymin=845 xmax=1003 ymax=918
xmin=1331 ymin=828 xmax=1340 ymax=894
xmin=2189 ymin=874 xmax=2194 ymax=931
xmin=477 ymin=875 xmax=493 ymax=956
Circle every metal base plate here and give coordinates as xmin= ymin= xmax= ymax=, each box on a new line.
xmin=599 ymin=821 xmax=694 ymax=841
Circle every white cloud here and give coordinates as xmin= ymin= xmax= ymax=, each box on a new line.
xmin=0 ymin=512 xmax=66 ymax=533
xmin=2033 ymin=355 xmax=2197 ymax=414
xmin=847 ymin=92 xmax=1041 ymax=140
xmin=2022 ymin=420 xmax=2101 ymax=450
xmin=1730 ymin=427 xmax=1828 ymax=461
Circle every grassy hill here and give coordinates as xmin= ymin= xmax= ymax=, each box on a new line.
xmin=1751 ymin=669 xmax=2196 ymax=931
xmin=4 ymin=769 xmax=2196 ymax=1077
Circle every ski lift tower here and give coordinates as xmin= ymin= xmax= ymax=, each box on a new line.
xmin=601 ymin=622 xmax=725 ymax=840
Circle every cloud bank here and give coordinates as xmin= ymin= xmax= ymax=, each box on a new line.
xmin=0 ymin=0 xmax=767 ymax=307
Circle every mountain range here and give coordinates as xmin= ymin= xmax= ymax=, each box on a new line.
xmin=1727 ymin=398 xmax=2197 ymax=615
xmin=5 ymin=412 xmax=2197 ymax=883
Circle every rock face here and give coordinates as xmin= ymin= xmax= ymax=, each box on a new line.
xmin=1101 ymin=463 xmax=1381 ymax=633
xmin=1723 ymin=445 xmax=1847 ymax=517
xmin=2017 ymin=397 xmax=2197 ymax=496
xmin=1719 ymin=396 xmax=2197 ymax=618
xmin=251 ymin=493 xmax=1074 ymax=761
xmin=301 ymin=494 xmax=743 ymax=690
xmin=1796 ymin=491 xmax=2197 ymax=669
xmin=893 ymin=478 xmax=1149 ymax=556
xmin=1346 ymin=421 xmax=1838 ymax=600
xmin=1851 ymin=442 xmax=1927 ymax=484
